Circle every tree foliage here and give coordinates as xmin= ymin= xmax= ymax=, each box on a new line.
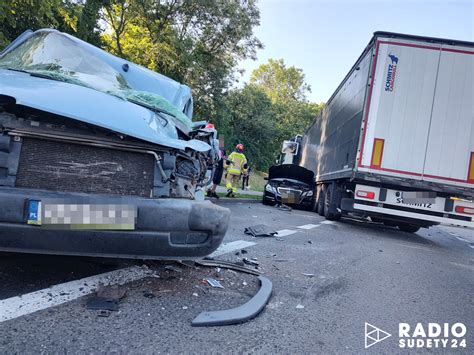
xmin=217 ymin=85 xmax=278 ymax=169
xmin=250 ymin=58 xmax=311 ymax=103
xmin=101 ymin=0 xmax=262 ymax=119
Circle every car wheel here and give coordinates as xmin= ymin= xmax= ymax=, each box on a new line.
xmin=317 ymin=186 xmax=325 ymax=216
xmin=324 ymin=183 xmax=341 ymax=221
xmin=262 ymin=198 xmax=275 ymax=206
xmin=397 ymin=223 xmax=420 ymax=233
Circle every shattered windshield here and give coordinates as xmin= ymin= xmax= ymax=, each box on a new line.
xmin=0 ymin=31 xmax=128 ymax=91
xmin=0 ymin=31 xmax=192 ymax=129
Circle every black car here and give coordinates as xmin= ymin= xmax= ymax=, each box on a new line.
xmin=263 ymin=164 xmax=315 ymax=209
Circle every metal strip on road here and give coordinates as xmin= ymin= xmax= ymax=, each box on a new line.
xmin=208 ymin=240 xmax=257 ymax=258
xmin=0 ymin=266 xmax=151 ymax=323
xmin=297 ymin=224 xmax=320 ymax=230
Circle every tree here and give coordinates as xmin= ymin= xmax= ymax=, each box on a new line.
xmin=101 ymin=0 xmax=263 ymax=120
xmin=217 ymin=85 xmax=278 ymax=170
xmin=249 ymin=58 xmax=323 ymax=146
xmin=0 ymin=0 xmax=67 ymax=50
xmin=250 ymin=58 xmax=311 ymax=103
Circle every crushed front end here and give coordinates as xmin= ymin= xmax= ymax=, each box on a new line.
xmin=0 ymin=29 xmax=229 ymax=259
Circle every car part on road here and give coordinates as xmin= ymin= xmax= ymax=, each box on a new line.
xmin=205 ymin=278 xmax=224 ymax=289
xmin=242 ymin=258 xmax=260 ymax=267
xmin=194 ymin=259 xmax=261 ymax=276
xmin=244 ymin=224 xmax=277 ymax=238
xmin=191 ymin=276 xmax=272 ymax=327
xmin=86 ymin=296 xmax=119 ymax=312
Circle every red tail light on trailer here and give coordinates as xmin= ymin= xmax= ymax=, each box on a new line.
xmin=455 ymin=206 xmax=474 ymax=215
xmin=356 ymin=190 xmax=375 ymax=199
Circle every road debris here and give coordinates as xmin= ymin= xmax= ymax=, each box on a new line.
xmin=164 ymin=265 xmax=183 ymax=273
xmin=244 ymin=224 xmax=277 ymax=238
xmin=143 ymin=290 xmax=156 ymax=298
xmin=302 ymin=273 xmax=315 ymax=278
xmin=242 ymin=258 xmax=260 ymax=267
xmin=205 ymin=278 xmax=224 ymax=288
xmin=296 ymin=304 xmax=305 ymax=309
xmin=192 ymin=276 xmax=273 ymax=327
xmin=86 ymin=297 xmax=119 ymax=312
xmin=97 ymin=310 xmax=111 ymax=317
xmin=194 ymin=259 xmax=261 ymax=276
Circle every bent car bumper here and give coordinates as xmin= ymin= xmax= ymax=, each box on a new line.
xmin=0 ymin=187 xmax=230 ymax=259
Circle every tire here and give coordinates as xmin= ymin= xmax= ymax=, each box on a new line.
xmin=324 ymin=183 xmax=342 ymax=221
xmin=397 ymin=223 xmax=421 ymax=233
xmin=317 ymin=186 xmax=325 ymax=216
xmin=262 ymin=197 xmax=275 ymax=206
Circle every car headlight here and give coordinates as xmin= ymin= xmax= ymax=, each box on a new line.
xmin=265 ymin=184 xmax=276 ymax=193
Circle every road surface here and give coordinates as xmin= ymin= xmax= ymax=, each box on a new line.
xmin=0 ymin=200 xmax=472 ymax=353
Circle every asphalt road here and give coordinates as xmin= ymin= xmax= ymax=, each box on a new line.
xmin=0 ymin=200 xmax=472 ymax=353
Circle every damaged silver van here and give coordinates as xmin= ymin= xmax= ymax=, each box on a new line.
xmin=0 ymin=29 xmax=229 ymax=259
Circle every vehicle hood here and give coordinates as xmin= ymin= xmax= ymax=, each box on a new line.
xmin=268 ymin=164 xmax=315 ymax=185
xmin=0 ymin=69 xmax=209 ymax=152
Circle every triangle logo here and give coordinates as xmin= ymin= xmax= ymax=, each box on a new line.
xmin=365 ymin=322 xmax=392 ymax=349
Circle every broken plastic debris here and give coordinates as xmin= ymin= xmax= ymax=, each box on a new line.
xmin=165 ymin=265 xmax=183 ymax=273
xmin=205 ymin=278 xmax=224 ymax=288
xmin=244 ymin=224 xmax=277 ymax=238
xmin=296 ymin=304 xmax=305 ymax=309
xmin=302 ymin=273 xmax=315 ymax=278
xmin=242 ymin=258 xmax=259 ymax=267
xmin=86 ymin=297 xmax=119 ymax=311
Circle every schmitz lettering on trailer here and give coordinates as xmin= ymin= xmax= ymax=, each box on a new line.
xmin=385 ymin=53 xmax=398 ymax=92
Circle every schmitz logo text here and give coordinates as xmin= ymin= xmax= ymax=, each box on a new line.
xmin=384 ymin=53 xmax=398 ymax=92
xmin=399 ymin=323 xmax=467 ymax=349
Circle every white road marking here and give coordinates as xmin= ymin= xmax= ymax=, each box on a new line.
xmin=275 ymin=229 xmax=297 ymax=237
xmin=320 ymin=220 xmax=335 ymax=225
xmin=448 ymin=262 xmax=474 ymax=272
xmin=297 ymin=224 xmax=320 ymax=230
xmin=0 ymin=266 xmax=151 ymax=323
xmin=208 ymin=240 xmax=256 ymax=258
xmin=455 ymin=236 xmax=469 ymax=243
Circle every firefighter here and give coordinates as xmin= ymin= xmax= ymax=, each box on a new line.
xmin=225 ymin=143 xmax=247 ymax=197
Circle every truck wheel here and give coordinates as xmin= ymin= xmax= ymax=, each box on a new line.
xmin=317 ymin=187 xmax=325 ymax=216
xmin=324 ymin=183 xmax=341 ymax=221
xmin=397 ymin=224 xmax=420 ymax=233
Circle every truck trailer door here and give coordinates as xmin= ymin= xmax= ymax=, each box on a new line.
xmin=422 ymin=44 xmax=474 ymax=189
xmin=359 ymin=39 xmax=442 ymax=180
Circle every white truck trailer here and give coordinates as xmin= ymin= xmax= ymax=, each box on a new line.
xmin=297 ymin=32 xmax=474 ymax=232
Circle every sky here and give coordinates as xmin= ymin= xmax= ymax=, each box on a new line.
xmin=238 ymin=0 xmax=473 ymax=103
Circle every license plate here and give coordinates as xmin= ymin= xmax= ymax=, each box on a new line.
xmin=27 ymin=200 xmax=42 ymax=225
xmin=281 ymin=190 xmax=298 ymax=204
xmin=27 ymin=200 xmax=137 ymax=230
xmin=400 ymin=191 xmax=437 ymax=205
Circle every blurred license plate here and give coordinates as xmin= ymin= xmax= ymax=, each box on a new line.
xmin=27 ymin=200 xmax=137 ymax=230
xmin=400 ymin=191 xmax=436 ymax=204
xmin=281 ymin=190 xmax=298 ymax=204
